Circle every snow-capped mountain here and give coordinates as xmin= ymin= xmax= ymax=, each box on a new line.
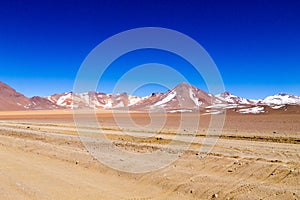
xmin=47 ymin=83 xmax=212 ymax=111
xmin=47 ymin=92 xmax=142 ymax=109
xmin=0 ymin=81 xmax=299 ymax=113
xmin=215 ymin=92 xmax=256 ymax=105
xmin=258 ymin=93 xmax=300 ymax=105
xmin=212 ymin=92 xmax=300 ymax=114
xmin=130 ymin=82 xmax=213 ymax=111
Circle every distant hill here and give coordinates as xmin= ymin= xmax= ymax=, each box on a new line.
xmin=0 ymin=82 xmax=60 ymax=111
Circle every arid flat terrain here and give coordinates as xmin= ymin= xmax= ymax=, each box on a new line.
xmin=0 ymin=110 xmax=299 ymax=199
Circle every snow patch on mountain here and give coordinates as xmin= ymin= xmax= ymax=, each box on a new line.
xmin=271 ymin=105 xmax=285 ymax=109
xmin=79 ymin=93 xmax=90 ymax=104
xmin=103 ymin=99 xmax=112 ymax=108
xmin=113 ymin=101 xmax=125 ymax=108
xmin=215 ymin=92 xmax=253 ymax=105
xmin=128 ymin=96 xmax=142 ymax=106
xmin=237 ymin=106 xmax=265 ymax=114
xmin=205 ymin=110 xmax=225 ymax=114
xmin=206 ymin=104 xmax=246 ymax=109
xmin=154 ymin=91 xmax=177 ymax=106
xmin=168 ymin=109 xmax=193 ymax=113
xmin=57 ymin=93 xmax=72 ymax=107
xmin=189 ymin=88 xmax=202 ymax=106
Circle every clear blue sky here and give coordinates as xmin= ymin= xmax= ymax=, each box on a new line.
xmin=0 ymin=0 xmax=299 ymax=99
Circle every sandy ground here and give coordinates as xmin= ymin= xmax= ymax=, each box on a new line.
xmin=0 ymin=110 xmax=299 ymax=199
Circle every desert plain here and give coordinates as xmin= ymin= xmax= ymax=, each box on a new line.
xmin=0 ymin=110 xmax=299 ymax=200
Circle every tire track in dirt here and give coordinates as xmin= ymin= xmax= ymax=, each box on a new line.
xmin=1 ymin=120 xmax=299 ymax=144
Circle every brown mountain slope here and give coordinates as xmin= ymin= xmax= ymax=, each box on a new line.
xmin=0 ymin=82 xmax=61 ymax=111
xmin=0 ymin=82 xmax=31 ymax=110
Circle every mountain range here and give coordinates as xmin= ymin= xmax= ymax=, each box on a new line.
xmin=1 ymin=81 xmax=300 ymax=114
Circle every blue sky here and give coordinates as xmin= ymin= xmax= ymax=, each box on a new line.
xmin=0 ymin=0 xmax=299 ymax=99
